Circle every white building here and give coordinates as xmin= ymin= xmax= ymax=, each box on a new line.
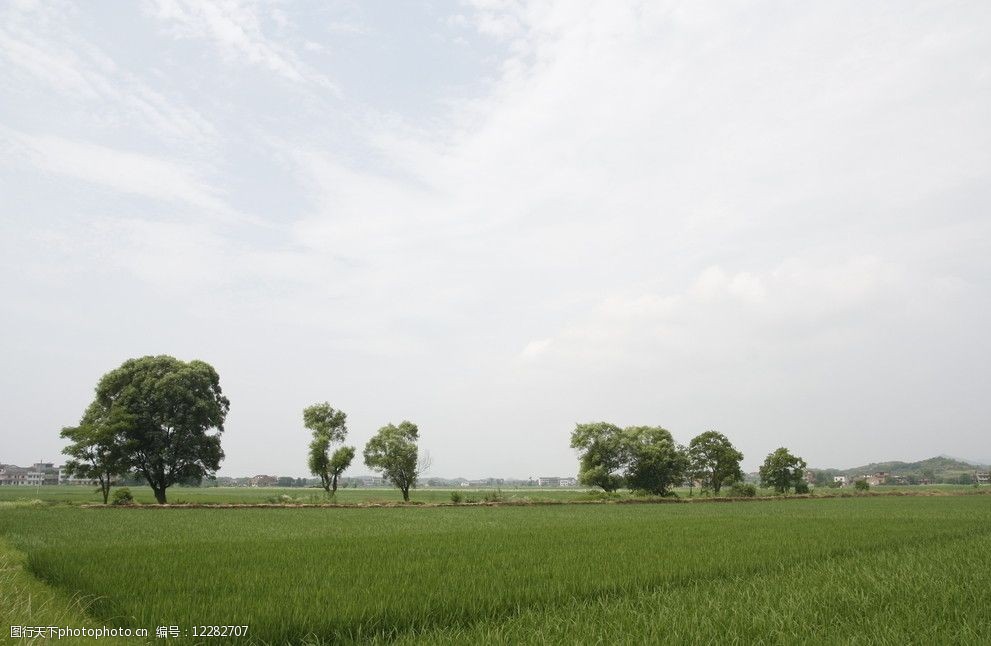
xmin=0 ymin=465 xmax=45 ymax=486
xmin=537 ymin=476 xmax=561 ymax=487
xmin=833 ymin=476 xmax=847 ymax=486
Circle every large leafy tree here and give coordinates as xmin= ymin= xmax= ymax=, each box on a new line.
xmin=623 ymin=426 xmax=688 ymax=496
xmin=759 ymin=447 xmax=807 ymax=493
xmin=59 ymin=400 xmax=131 ymax=504
xmin=303 ymin=403 xmax=354 ymax=494
xmin=570 ymin=422 xmax=626 ymax=492
xmin=363 ymin=421 xmax=420 ymax=501
xmin=687 ymin=431 xmax=744 ymax=495
xmin=95 ymin=355 xmax=229 ymax=504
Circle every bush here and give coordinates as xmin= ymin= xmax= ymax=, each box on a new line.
xmin=729 ymin=483 xmax=757 ymax=498
xmin=111 ymin=488 xmax=134 ymax=506
xmin=482 ymin=489 xmax=505 ymax=503
xmin=794 ymin=482 xmax=810 ymax=494
xmin=450 ymin=491 xmax=463 ymax=504
xmin=854 ymin=480 xmax=870 ymax=491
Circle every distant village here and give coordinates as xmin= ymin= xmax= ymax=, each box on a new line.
xmin=0 ymin=462 xmax=580 ymax=489
xmin=2 ymin=459 xmax=988 ymax=489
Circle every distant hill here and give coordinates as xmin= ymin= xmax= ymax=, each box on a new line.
xmin=822 ymin=456 xmax=988 ymax=478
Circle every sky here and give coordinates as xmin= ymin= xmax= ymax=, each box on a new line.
xmin=1 ymin=0 xmax=989 ymax=478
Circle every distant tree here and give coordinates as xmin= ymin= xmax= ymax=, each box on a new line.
xmin=959 ymin=473 xmax=974 ymax=485
xmin=59 ymin=400 xmax=131 ymax=504
xmin=570 ymin=422 xmax=626 ymax=492
xmin=276 ymin=477 xmax=295 ymax=488
xmin=686 ymin=431 xmax=744 ymax=495
xmin=93 ymin=355 xmax=229 ymax=504
xmin=623 ymin=426 xmax=688 ymax=496
xmin=363 ymin=421 xmax=421 ymax=501
xmin=759 ymin=447 xmax=807 ymax=494
xmin=854 ymin=479 xmax=870 ymax=491
xmin=303 ymin=403 xmax=355 ymax=494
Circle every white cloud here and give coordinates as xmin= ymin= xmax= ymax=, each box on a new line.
xmin=1 ymin=1 xmax=989 ymax=475
xmin=147 ymin=0 xmax=336 ymax=90
xmin=0 ymin=1 xmax=218 ymax=146
xmin=4 ymin=132 xmax=230 ymax=216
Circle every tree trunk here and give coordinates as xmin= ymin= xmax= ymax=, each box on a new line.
xmin=331 ymin=474 xmax=338 ymax=494
xmin=153 ymin=486 xmax=167 ymax=504
xmin=401 ymin=486 xmax=410 ymax=502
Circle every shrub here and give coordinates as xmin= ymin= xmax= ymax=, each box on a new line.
xmin=111 ymin=488 xmax=134 ymax=506
xmin=483 ymin=489 xmax=505 ymax=503
xmin=729 ymin=483 xmax=757 ymax=498
xmin=854 ymin=480 xmax=870 ymax=491
xmin=794 ymin=482 xmax=810 ymax=494
xmin=450 ymin=491 xmax=463 ymax=504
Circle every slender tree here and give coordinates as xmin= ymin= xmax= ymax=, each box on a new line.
xmin=687 ymin=431 xmax=744 ymax=495
xmin=759 ymin=447 xmax=807 ymax=493
xmin=59 ymin=400 xmax=130 ymax=504
xmin=95 ymin=355 xmax=229 ymax=504
xmin=303 ymin=403 xmax=354 ymax=494
xmin=363 ymin=421 xmax=420 ymax=501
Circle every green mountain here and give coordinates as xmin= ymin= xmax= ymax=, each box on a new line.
xmin=822 ymin=456 xmax=988 ymax=479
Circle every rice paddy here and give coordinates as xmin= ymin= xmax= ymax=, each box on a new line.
xmin=1 ymin=495 xmax=989 ymax=644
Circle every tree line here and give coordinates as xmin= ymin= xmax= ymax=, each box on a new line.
xmin=59 ymin=356 xmax=427 ymax=504
xmin=303 ymin=402 xmax=425 ymax=502
xmin=571 ymin=422 xmax=809 ymax=495
xmin=61 ymin=355 xmax=807 ymax=504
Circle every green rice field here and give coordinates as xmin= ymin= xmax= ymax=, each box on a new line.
xmin=0 ymin=483 xmax=980 ymax=505
xmin=1 ymin=495 xmax=989 ymax=644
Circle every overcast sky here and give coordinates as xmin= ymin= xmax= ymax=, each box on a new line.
xmin=1 ymin=0 xmax=989 ymax=478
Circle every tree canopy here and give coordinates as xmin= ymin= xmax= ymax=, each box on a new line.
xmin=687 ymin=430 xmax=744 ymax=494
xmin=571 ymin=422 xmax=687 ymax=495
xmin=623 ymin=426 xmax=687 ymax=496
xmin=93 ymin=355 xmax=229 ymax=503
xmin=303 ymin=402 xmax=354 ymax=493
xmin=570 ymin=422 xmax=626 ymax=492
xmin=759 ymin=447 xmax=807 ymax=493
xmin=363 ymin=421 xmax=420 ymax=501
xmin=59 ymin=400 xmax=131 ymax=504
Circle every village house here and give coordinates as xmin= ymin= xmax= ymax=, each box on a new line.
xmin=0 ymin=464 xmax=45 ymax=486
xmin=249 ymin=474 xmax=278 ymax=487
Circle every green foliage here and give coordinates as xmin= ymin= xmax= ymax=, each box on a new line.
xmin=759 ymin=447 xmax=808 ymax=493
xmin=855 ymin=480 xmax=870 ymax=491
xmin=60 ymin=401 xmax=131 ymax=504
xmin=570 ymin=422 xmax=626 ymax=491
xmin=729 ymin=482 xmax=757 ymax=497
xmin=571 ymin=422 xmax=687 ymax=494
xmin=686 ymin=431 xmax=744 ymax=494
xmin=302 ymin=403 xmax=348 ymax=443
xmin=794 ymin=482 xmax=810 ymax=494
xmin=482 ymin=489 xmax=505 ymax=503
xmin=110 ymin=488 xmax=133 ymax=506
xmin=622 ymin=426 xmax=687 ymax=496
xmin=449 ymin=491 xmax=463 ymax=504
xmin=363 ymin=421 xmax=421 ymax=501
xmin=304 ymin=403 xmax=354 ymax=493
xmin=92 ymin=355 xmax=229 ymax=504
